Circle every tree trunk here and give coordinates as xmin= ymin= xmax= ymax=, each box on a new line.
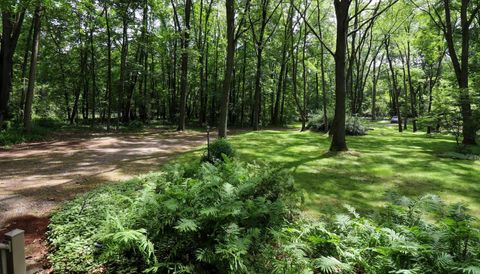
xmin=406 ymin=41 xmax=417 ymax=132
xmin=330 ymin=0 xmax=350 ymax=152
xmin=319 ymin=21 xmax=328 ymax=131
xmin=0 ymin=10 xmax=25 ymax=128
xmin=70 ymin=28 xmax=87 ymax=125
xmin=272 ymin=9 xmax=291 ymax=126
xmin=385 ymin=37 xmax=402 ymax=133
xmin=177 ymin=0 xmax=192 ymax=131
xmin=105 ymin=5 xmax=113 ymax=131
xmin=253 ymin=48 xmax=263 ymax=130
xmin=89 ymin=27 xmax=97 ymax=125
xmin=218 ymin=0 xmax=235 ymax=138
xmin=120 ymin=16 xmax=129 ymax=122
xmin=18 ymin=20 xmax=33 ymax=122
xmin=442 ymin=0 xmax=476 ymax=144
xmin=371 ymin=54 xmax=383 ymax=121
xmin=23 ymin=6 xmax=42 ymax=131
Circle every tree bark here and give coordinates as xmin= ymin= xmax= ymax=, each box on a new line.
xmin=330 ymin=0 xmax=350 ymax=151
xmin=0 ymin=9 xmax=25 ymax=128
xmin=441 ymin=0 xmax=477 ymax=144
xmin=23 ymin=6 xmax=42 ymax=131
xmin=104 ymin=5 xmax=113 ymax=131
xmin=89 ymin=27 xmax=97 ymax=125
xmin=385 ymin=37 xmax=402 ymax=133
xmin=19 ymin=20 xmax=33 ymax=122
xmin=177 ymin=0 xmax=192 ymax=131
xmin=218 ymin=0 xmax=235 ymax=138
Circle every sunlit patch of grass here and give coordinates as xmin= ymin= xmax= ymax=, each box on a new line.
xmin=175 ymin=122 xmax=480 ymax=218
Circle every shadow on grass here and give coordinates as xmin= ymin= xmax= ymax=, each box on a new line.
xmin=222 ymin=126 xmax=480 ymax=217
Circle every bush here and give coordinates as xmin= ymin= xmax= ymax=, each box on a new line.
xmin=49 ymin=160 xmax=480 ymax=273
xmin=307 ymin=112 xmax=332 ymax=132
xmin=345 ymin=116 xmax=368 ymax=136
xmin=34 ymin=118 xmax=63 ymax=129
xmin=269 ymin=194 xmax=480 ymax=274
xmin=48 ymin=159 xmax=301 ymax=273
xmin=0 ymin=125 xmax=51 ymax=147
xmin=127 ymin=120 xmax=144 ymax=131
xmin=307 ymin=114 xmax=368 ymax=136
xmin=202 ymin=138 xmax=235 ymax=163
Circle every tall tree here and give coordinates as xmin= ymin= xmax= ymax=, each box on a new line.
xmin=415 ymin=0 xmax=479 ymax=144
xmin=173 ymin=0 xmax=192 ymax=131
xmin=249 ymin=0 xmax=281 ymax=130
xmin=0 ymin=5 xmax=26 ymax=128
xmin=104 ymin=3 xmax=113 ymax=131
xmin=23 ymin=5 xmax=42 ymax=131
xmin=218 ymin=0 xmax=236 ymax=138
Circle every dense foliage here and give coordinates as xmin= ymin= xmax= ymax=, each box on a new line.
xmin=49 ymin=158 xmax=480 ymax=273
xmin=345 ymin=116 xmax=368 ymax=136
xmin=307 ymin=113 xmax=368 ymax=136
xmin=272 ymin=194 xmax=480 ymax=274
xmin=307 ymin=112 xmax=332 ymax=132
xmin=202 ymin=138 xmax=235 ymax=163
xmin=48 ymin=159 xmax=302 ymax=273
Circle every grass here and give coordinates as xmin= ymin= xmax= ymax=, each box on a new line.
xmin=177 ymin=121 xmax=480 ymax=217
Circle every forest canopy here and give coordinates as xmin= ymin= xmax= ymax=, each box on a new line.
xmin=0 ymin=0 xmax=479 ymax=150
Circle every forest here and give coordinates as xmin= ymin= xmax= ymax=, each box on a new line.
xmin=1 ymin=0 xmax=480 ymax=273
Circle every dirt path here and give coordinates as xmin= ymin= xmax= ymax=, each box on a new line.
xmin=0 ymin=129 xmax=208 ymax=272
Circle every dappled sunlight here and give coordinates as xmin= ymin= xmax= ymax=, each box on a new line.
xmin=0 ymin=130 xmax=208 ymax=224
xmin=222 ymin=123 xmax=480 ymax=217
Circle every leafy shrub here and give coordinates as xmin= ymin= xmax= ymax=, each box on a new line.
xmin=49 ymin=160 xmax=480 ymax=273
xmin=269 ymin=194 xmax=480 ymax=274
xmin=35 ymin=118 xmax=63 ymax=129
xmin=345 ymin=116 xmax=368 ymax=136
xmin=307 ymin=112 xmax=332 ymax=132
xmin=307 ymin=114 xmax=368 ymax=136
xmin=48 ymin=159 xmax=301 ymax=273
xmin=127 ymin=120 xmax=144 ymax=131
xmin=0 ymin=125 xmax=51 ymax=147
xmin=202 ymin=138 xmax=235 ymax=163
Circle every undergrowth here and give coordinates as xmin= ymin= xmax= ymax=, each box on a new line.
xmin=48 ymin=157 xmax=480 ymax=273
xmin=48 ymin=159 xmax=301 ymax=273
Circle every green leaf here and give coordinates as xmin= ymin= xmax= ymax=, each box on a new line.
xmin=174 ymin=218 xmax=199 ymax=232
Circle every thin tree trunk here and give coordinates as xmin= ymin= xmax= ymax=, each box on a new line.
xmin=177 ymin=0 xmax=192 ymax=131
xmin=89 ymin=27 xmax=97 ymax=125
xmin=371 ymin=54 xmax=383 ymax=121
xmin=218 ymin=0 xmax=235 ymax=137
xmin=272 ymin=9 xmax=291 ymax=126
xmin=385 ymin=37 xmax=402 ymax=133
xmin=120 ymin=16 xmax=129 ymax=122
xmin=318 ymin=13 xmax=328 ymax=131
xmin=253 ymin=48 xmax=263 ymax=130
xmin=23 ymin=6 xmax=42 ymax=131
xmin=104 ymin=5 xmax=113 ymax=131
xmin=19 ymin=20 xmax=33 ymax=122
xmin=240 ymin=41 xmax=247 ymax=127
xmin=406 ymin=41 xmax=417 ymax=132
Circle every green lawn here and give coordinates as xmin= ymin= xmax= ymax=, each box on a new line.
xmin=178 ymin=122 xmax=480 ymax=217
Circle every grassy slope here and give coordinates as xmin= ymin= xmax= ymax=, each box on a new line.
xmin=178 ymin=122 xmax=480 ymax=217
